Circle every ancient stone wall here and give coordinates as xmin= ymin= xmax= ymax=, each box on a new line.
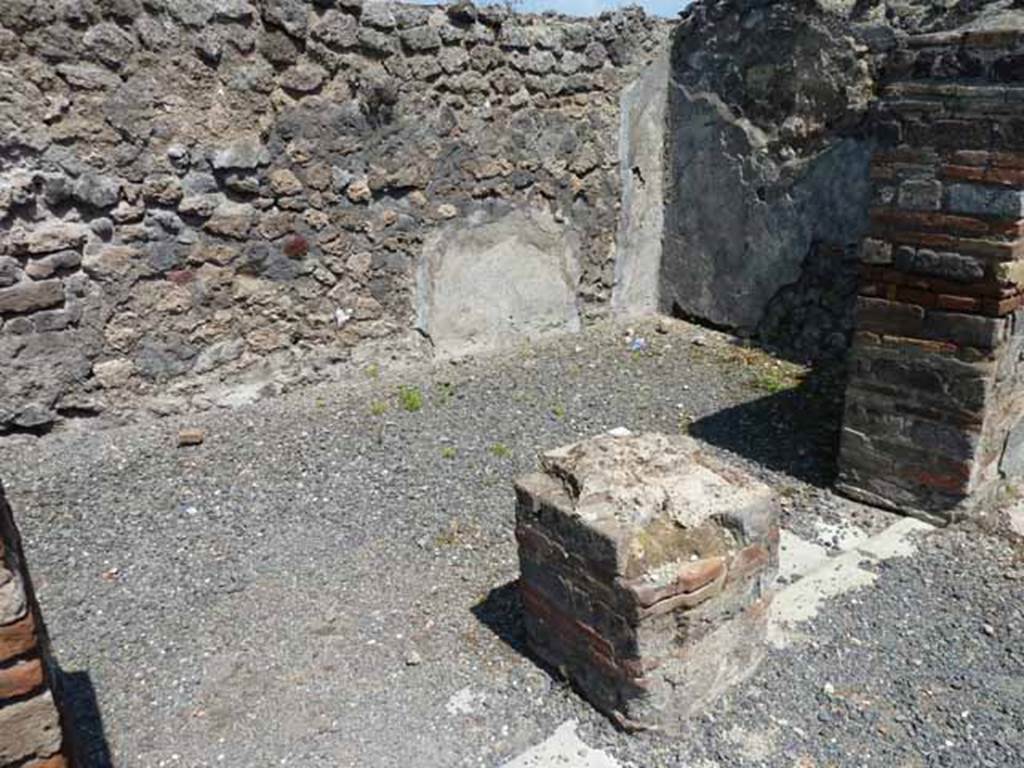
xmin=837 ymin=27 xmax=1024 ymax=522
xmin=660 ymin=0 xmax=877 ymax=354
xmin=0 ymin=482 xmax=70 ymax=767
xmin=660 ymin=0 xmax=1024 ymax=361
xmin=0 ymin=0 xmax=668 ymax=433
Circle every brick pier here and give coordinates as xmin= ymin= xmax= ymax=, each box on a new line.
xmin=1 ymin=482 xmax=70 ymax=767
xmin=838 ymin=29 xmax=1024 ymax=522
xmin=514 ymin=432 xmax=778 ymax=731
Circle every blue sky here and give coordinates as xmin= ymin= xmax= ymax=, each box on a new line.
xmin=413 ymin=1 xmax=687 ymax=19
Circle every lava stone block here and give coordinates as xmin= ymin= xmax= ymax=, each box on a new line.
xmin=514 ymin=432 xmax=779 ymax=732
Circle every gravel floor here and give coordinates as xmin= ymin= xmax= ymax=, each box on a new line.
xmin=2 ymin=318 xmax=1022 ymax=767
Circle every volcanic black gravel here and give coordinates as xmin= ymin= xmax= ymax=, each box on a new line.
xmin=2 ymin=319 xmax=1021 ymax=767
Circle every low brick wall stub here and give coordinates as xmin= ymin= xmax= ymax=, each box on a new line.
xmin=514 ymin=432 xmax=779 ymax=732
xmin=0 ymin=483 xmax=70 ymax=768
xmin=837 ymin=30 xmax=1024 ymax=523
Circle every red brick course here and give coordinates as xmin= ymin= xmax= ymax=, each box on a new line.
xmin=838 ymin=27 xmax=1024 ymax=522
xmin=0 ymin=658 xmax=45 ymax=701
xmin=1 ymin=484 xmax=69 ymax=768
xmin=0 ymin=613 xmax=38 ymax=665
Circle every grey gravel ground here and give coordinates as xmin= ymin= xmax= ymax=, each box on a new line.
xmin=2 ymin=318 xmax=1022 ymax=767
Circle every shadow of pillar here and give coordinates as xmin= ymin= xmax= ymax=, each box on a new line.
xmin=59 ymin=671 xmax=113 ymax=768
xmin=1 ymin=480 xmax=114 ymax=768
xmin=688 ymin=361 xmax=849 ymax=488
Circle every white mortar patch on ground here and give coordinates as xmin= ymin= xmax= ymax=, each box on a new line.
xmin=814 ymin=520 xmax=870 ymax=551
xmin=769 ymin=517 xmax=934 ymax=648
xmin=777 ymin=529 xmax=829 ymax=582
xmin=446 ymin=686 xmax=486 ymax=716
xmin=501 ymin=720 xmax=622 ymax=768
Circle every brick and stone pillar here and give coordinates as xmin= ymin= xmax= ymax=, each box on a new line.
xmin=514 ymin=432 xmax=778 ymax=732
xmin=1 ymin=482 xmax=70 ymax=767
xmin=837 ymin=29 xmax=1024 ymax=523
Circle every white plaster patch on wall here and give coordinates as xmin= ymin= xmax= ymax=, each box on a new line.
xmin=612 ymin=48 xmax=669 ymax=318
xmin=416 ymin=207 xmax=582 ymax=358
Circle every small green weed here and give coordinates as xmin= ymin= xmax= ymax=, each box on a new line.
xmin=435 ymin=381 xmax=456 ymax=406
xmin=490 ymin=442 xmax=511 ymax=459
xmin=397 ymin=385 xmax=423 ymax=413
xmin=366 ymin=362 xmax=380 ymax=380
xmin=753 ymin=370 xmax=790 ymax=397
xmin=441 ymin=446 xmax=457 ymax=460
xmin=676 ymin=412 xmax=692 ymax=434
xmin=369 ymin=400 xmax=388 ymax=416
xmin=752 ymin=368 xmax=798 ymax=394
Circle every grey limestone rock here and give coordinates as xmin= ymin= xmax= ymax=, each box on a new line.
xmin=400 ymin=25 xmax=442 ymax=52
xmin=361 ymin=2 xmax=396 ymax=31
xmin=311 ymin=10 xmax=359 ymax=50
xmin=0 ymin=258 xmax=20 ymax=288
xmin=211 ymin=136 xmax=271 ymax=170
xmin=83 ymin=22 xmax=138 ymax=68
xmin=73 ymin=172 xmax=122 ymax=209
xmin=261 ymin=0 xmax=310 ymax=38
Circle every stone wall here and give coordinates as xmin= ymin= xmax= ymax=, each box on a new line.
xmin=0 ymin=0 xmax=668 ymax=433
xmin=660 ymin=0 xmax=877 ymax=351
xmin=837 ymin=27 xmax=1024 ymax=522
xmin=659 ymin=0 xmax=1024 ymax=361
xmin=0 ymin=482 xmax=70 ymax=766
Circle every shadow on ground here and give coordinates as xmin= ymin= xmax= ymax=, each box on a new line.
xmin=689 ymin=362 xmax=848 ymax=488
xmin=472 ymin=580 xmax=564 ymax=683
xmin=471 ymin=580 xmax=528 ymax=655
xmin=61 ymin=670 xmax=113 ymax=768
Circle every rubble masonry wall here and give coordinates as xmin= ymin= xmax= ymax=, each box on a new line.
xmin=0 ymin=0 xmax=668 ymax=433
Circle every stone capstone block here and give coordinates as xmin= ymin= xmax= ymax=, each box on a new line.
xmin=515 ymin=432 xmax=778 ymax=732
